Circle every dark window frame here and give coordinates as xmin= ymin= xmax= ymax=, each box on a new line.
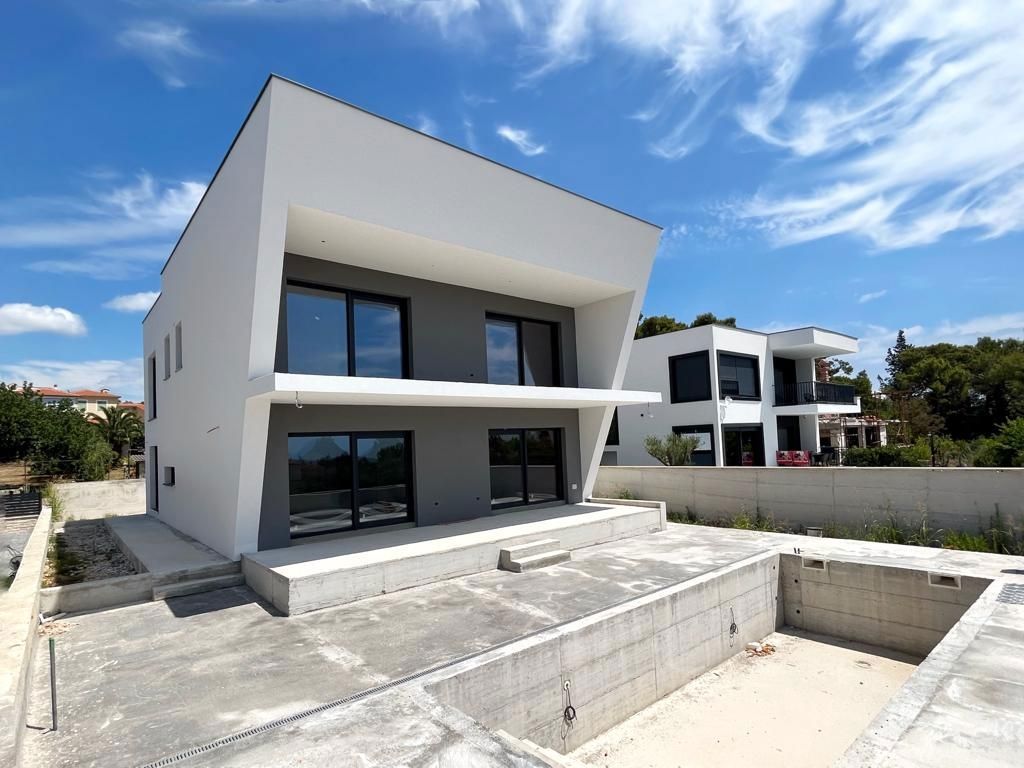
xmin=668 ymin=350 xmax=712 ymax=403
xmin=485 ymin=313 xmax=561 ymax=387
xmin=284 ymin=279 xmax=412 ymax=379
xmin=671 ymin=424 xmax=715 ymax=465
xmin=722 ymin=423 xmax=766 ymax=466
xmin=287 ymin=429 xmax=415 ymax=539
xmin=488 ymin=427 xmax=564 ymax=510
xmin=149 ymin=445 xmax=159 ymax=511
xmin=717 ymin=351 xmax=761 ymax=401
xmin=147 ymin=354 xmax=158 ymax=421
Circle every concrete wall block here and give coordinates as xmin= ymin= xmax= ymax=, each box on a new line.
xmin=826 ymin=561 xmax=985 ymax=606
xmin=287 ymin=565 xmax=385 ymax=614
xmin=800 ymin=581 xmax=967 ymax=634
xmin=428 ymin=638 xmax=563 ymax=732
xmin=562 ymin=636 xmax=655 ymax=707
xmin=653 ymin=626 xmax=721 ymax=698
xmin=38 ymin=573 xmax=153 ymax=615
xmin=650 ymin=577 xmax=721 ymax=633
xmin=715 ymin=555 xmax=778 ymax=603
xmin=559 ymin=603 xmax=654 ymax=671
xmin=799 ymin=605 xmax=943 ymax=657
xmin=560 ymin=669 xmax=659 ymax=753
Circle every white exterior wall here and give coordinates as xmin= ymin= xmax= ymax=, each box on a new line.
xmin=144 ymin=76 xmax=659 ymax=559
xmin=142 ymin=95 xmax=273 ymax=559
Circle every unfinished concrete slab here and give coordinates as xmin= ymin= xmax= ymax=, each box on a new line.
xmin=242 ymin=502 xmax=665 ymax=614
xmin=17 ymin=523 xmax=1024 ymax=768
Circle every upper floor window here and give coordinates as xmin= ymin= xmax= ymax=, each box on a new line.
xmin=669 ymin=351 xmax=711 ymax=403
xmin=147 ymin=354 xmax=157 ymax=420
xmin=174 ymin=322 xmax=183 ymax=371
xmin=74 ymin=399 xmax=87 ymax=411
xmin=163 ymin=335 xmax=171 ymax=380
xmin=286 ymin=281 xmax=407 ymax=378
xmin=485 ymin=314 xmax=559 ymax=386
xmin=718 ymin=352 xmax=760 ymax=399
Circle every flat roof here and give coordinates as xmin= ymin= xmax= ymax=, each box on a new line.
xmin=157 ymin=74 xmax=661 ymax=282
xmin=634 ymin=323 xmax=858 ymax=343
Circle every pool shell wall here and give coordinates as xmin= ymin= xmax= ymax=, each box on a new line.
xmin=427 ymin=551 xmax=990 ymax=755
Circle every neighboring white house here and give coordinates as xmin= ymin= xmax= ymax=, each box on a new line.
xmin=142 ymin=75 xmax=662 ymax=561
xmin=604 ymin=324 xmax=860 ymax=467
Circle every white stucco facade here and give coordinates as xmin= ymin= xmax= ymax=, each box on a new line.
xmin=143 ymin=76 xmax=661 ymax=560
xmin=606 ymin=325 xmax=860 ymax=468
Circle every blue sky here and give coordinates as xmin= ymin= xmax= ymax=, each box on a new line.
xmin=2 ymin=1 xmax=1023 ymax=401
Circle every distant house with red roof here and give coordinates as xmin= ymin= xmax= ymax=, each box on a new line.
xmin=13 ymin=385 xmax=126 ymax=419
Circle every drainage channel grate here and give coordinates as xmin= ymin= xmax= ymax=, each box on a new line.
xmin=996 ymin=584 xmax=1024 ymax=605
xmin=136 ymin=571 xmax=720 ymax=767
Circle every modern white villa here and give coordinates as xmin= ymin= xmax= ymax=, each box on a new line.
xmin=142 ymin=75 xmax=662 ymax=563
xmin=604 ymin=324 xmax=861 ymax=467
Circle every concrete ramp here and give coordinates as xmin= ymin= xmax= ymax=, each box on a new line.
xmin=242 ymin=501 xmax=666 ymax=615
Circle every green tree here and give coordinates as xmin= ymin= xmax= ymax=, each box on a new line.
xmin=688 ymin=312 xmax=736 ymax=329
xmin=635 ymin=312 xmax=738 ymax=339
xmin=29 ymin=400 xmax=114 ymax=481
xmin=644 ymin=433 xmax=700 ymax=466
xmin=635 ymin=314 xmax=687 ymax=339
xmin=92 ymin=405 xmax=144 ymax=459
xmin=0 ymin=383 xmax=44 ymax=462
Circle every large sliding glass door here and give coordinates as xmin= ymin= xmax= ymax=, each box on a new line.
xmin=288 ymin=431 xmax=412 ymax=539
xmin=488 ymin=428 xmax=563 ymax=510
xmin=722 ymin=425 xmax=765 ymax=467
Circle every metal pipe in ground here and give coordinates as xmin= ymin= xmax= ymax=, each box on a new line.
xmin=49 ymin=637 xmax=57 ymax=732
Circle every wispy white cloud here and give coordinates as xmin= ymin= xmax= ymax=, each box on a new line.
xmin=0 ymin=174 xmax=202 ymax=280
xmin=496 ymin=124 xmax=546 ymax=156
xmin=0 ymin=304 xmax=86 ymax=337
xmin=143 ymin=1 xmax=1024 ymax=251
xmin=117 ymin=21 xmax=203 ymax=88
xmin=0 ymin=359 xmax=143 ymax=400
xmin=103 ymin=292 xmax=160 ymax=313
xmin=414 ymin=113 xmax=439 ymax=136
xmin=857 ymin=289 xmax=887 ymax=304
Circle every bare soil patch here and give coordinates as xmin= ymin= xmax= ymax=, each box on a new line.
xmin=44 ymin=520 xmax=136 ymax=586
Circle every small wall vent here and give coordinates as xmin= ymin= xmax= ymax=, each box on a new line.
xmin=163 ymin=466 xmax=176 ymax=487
xmin=801 ymin=557 xmax=827 ymax=571
xmin=928 ymin=572 xmax=961 ymax=590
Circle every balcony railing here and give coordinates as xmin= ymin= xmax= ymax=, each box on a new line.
xmin=774 ymin=380 xmax=856 ymax=407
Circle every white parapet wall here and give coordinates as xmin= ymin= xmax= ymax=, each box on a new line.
xmin=0 ymin=506 xmax=52 ymax=766
xmin=596 ymin=466 xmax=1024 ymax=533
xmin=53 ymin=479 xmax=146 ymax=520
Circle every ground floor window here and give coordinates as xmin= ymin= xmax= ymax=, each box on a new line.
xmin=672 ymin=424 xmax=716 ymax=466
xmin=723 ymin=425 xmax=765 ymax=467
xmin=488 ymin=428 xmax=563 ymax=509
xmin=287 ymin=431 xmax=412 ymax=539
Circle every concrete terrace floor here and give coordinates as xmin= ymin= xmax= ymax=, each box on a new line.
xmin=21 ymin=524 xmax=1024 ymax=768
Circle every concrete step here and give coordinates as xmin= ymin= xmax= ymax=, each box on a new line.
xmin=151 ymin=560 xmax=240 ymax=587
xmin=499 ymin=539 xmax=562 ymax=569
xmin=502 ymin=549 xmax=571 ymax=573
xmin=152 ymin=573 xmax=245 ymax=600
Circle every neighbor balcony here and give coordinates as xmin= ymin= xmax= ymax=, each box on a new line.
xmin=773 ymin=381 xmax=860 ymax=415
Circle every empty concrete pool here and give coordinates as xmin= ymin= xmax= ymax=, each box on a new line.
xmin=424 ymin=551 xmax=993 ymax=765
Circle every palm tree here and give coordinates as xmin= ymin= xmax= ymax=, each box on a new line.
xmin=92 ymin=406 xmax=144 ymax=459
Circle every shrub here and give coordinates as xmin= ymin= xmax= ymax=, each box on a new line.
xmin=843 ymin=445 xmax=925 ymax=467
xmin=644 ymin=433 xmax=700 ymax=466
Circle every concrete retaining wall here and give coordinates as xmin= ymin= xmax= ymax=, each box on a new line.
xmin=38 ymin=573 xmax=153 ymax=616
xmin=244 ymin=503 xmax=666 ymax=615
xmin=596 ymin=466 xmax=1024 ymax=532
xmin=425 ymin=551 xmax=779 ymax=753
xmin=53 ymin=479 xmax=145 ymax=520
xmin=0 ymin=506 xmax=51 ymax=767
xmin=780 ymin=554 xmax=990 ymax=657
